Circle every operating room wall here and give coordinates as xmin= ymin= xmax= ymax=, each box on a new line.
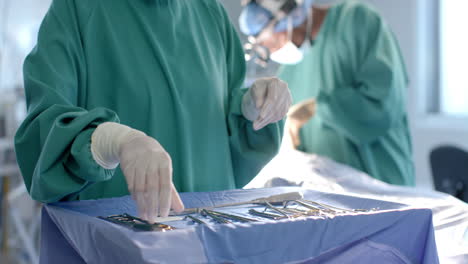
xmin=220 ymin=0 xmax=464 ymax=190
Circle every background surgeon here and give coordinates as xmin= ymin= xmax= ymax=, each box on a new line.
xmin=15 ymin=0 xmax=292 ymax=223
xmin=239 ymin=0 xmax=414 ymax=186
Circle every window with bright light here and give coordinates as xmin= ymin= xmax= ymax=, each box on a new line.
xmin=440 ymin=1 xmax=468 ymax=115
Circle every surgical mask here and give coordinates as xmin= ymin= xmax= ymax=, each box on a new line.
xmin=270 ymin=41 xmax=304 ymax=65
xmin=270 ymin=8 xmax=313 ymax=65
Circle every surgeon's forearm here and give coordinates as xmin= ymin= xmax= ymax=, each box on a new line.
xmin=317 ymin=86 xmax=396 ymax=144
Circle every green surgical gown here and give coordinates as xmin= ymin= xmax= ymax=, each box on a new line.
xmin=15 ymin=0 xmax=283 ymax=203
xmin=279 ymin=1 xmax=414 ymax=186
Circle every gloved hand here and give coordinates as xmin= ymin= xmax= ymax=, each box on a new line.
xmin=242 ymin=77 xmax=292 ymax=130
xmin=286 ymin=98 xmax=316 ymax=148
xmin=91 ymin=122 xmax=184 ymax=222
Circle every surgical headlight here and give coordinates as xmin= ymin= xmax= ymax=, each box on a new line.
xmin=240 ymin=0 xmax=313 ymax=67
xmin=242 ymin=0 xmax=302 ymax=17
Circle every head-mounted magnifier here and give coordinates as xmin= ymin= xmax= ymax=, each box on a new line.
xmin=241 ymin=0 xmax=303 ymax=67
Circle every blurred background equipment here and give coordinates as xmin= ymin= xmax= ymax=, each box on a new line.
xmin=1 ymin=0 xmax=51 ymax=263
xmin=430 ymin=145 xmax=468 ymax=203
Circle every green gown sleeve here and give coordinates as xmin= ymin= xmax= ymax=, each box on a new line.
xmin=317 ymin=5 xmax=408 ymax=145
xmin=14 ymin=0 xmax=119 ymax=203
xmin=212 ymin=2 xmax=284 ymax=188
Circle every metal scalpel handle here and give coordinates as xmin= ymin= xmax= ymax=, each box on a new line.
xmin=173 ymin=192 xmax=304 ymax=215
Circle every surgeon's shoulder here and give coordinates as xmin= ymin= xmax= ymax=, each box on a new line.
xmin=199 ymin=0 xmax=234 ymax=39
xmin=331 ymin=0 xmax=386 ymax=47
xmin=47 ymin=0 xmax=98 ymax=24
xmin=334 ymin=1 xmax=383 ymax=31
xmin=200 ymin=0 xmax=230 ymax=22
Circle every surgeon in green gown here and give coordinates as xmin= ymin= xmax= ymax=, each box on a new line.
xmin=15 ymin=0 xmax=293 ymax=221
xmin=239 ymin=0 xmax=414 ymax=186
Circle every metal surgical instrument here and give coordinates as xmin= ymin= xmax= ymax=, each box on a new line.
xmin=248 ymin=209 xmax=288 ymax=220
xmin=176 ymin=192 xmax=304 ymax=215
xmin=185 ymin=215 xmax=207 ymax=225
xmin=98 ymin=213 xmax=176 ymax=232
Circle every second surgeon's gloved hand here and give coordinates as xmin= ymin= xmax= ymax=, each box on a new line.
xmin=91 ymin=122 xmax=184 ymax=222
xmin=286 ymin=98 xmax=316 ymax=148
xmin=242 ymin=77 xmax=292 ymax=130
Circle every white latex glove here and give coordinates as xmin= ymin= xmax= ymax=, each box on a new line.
xmin=91 ymin=122 xmax=184 ymax=222
xmin=242 ymin=77 xmax=292 ymax=130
